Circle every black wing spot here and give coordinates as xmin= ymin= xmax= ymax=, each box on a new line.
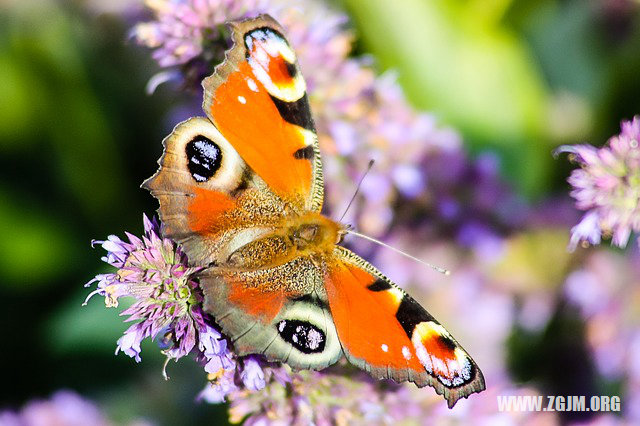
xmin=285 ymin=60 xmax=298 ymax=78
xmin=367 ymin=279 xmax=393 ymax=292
xmin=437 ymin=334 xmax=457 ymax=351
xmin=277 ymin=319 xmax=325 ymax=354
xmin=395 ymin=295 xmax=436 ymax=338
xmin=290 ymin=294 xmax=328 ymax=309
xmin=270 ymin=93 xmax=316 ymax=132
xmin=185 ymin=136 xmax=222 ymax=182
xmin=293 ymin=145 xmax=314 ymax=160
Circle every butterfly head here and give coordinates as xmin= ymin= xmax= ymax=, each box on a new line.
xmin=335 ymin=223 xmax=351 ymax=245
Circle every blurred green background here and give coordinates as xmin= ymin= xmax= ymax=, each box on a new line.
xmin=0 ymin=0 xmax=639 ymax=424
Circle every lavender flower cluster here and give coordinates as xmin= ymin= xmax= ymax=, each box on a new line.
xmin=86 ymin=215 xmax=266 ymax=401
xmin=83 ymin=0 xmax=640 ymax=424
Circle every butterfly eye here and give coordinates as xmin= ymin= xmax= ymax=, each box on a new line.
xmin=277 ymin=319 xmax=326 ymax=354
xmin=185 ymin=136 xmax=222 ymax=182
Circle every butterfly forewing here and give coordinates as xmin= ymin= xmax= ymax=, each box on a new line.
xmin=202 ymin=15 xmax=324 ymax=212
xmin=325 ymin=247 xmax=485 ymax=407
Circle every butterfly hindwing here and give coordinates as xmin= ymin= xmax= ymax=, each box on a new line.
xmin=200 ymin=255 xmax=342 ymax=370
xmin=325 ymin=247 xmax=486 ymax=408
xmin=202 ymin=15 xmax=324 ymax=212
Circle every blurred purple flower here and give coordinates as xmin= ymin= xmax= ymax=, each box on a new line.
xmin=563 ymin=249 xmax=640 ymax=425
xmin=563 ymin=251 xmax=628 ymax=363
xmin=133 ymin=0 xmax=271 ymax=68
xmin=0 ymin=390 xmax=114 ymax=426
xmin=227 ymin=366 xmax=559 ymax=425
xmin=557 ymin=116 xmax=640 ymax=250
xmin=227 ymin=370 xmax=423 ymax=425
xmin=198 ymin=367 xmax=241 ymax=404
xmin=199 ymin=362 xmax=289 ymax=404
xmin=319 ymin=71 xmax=463 ymax=236
xmin=628 ymin=331 xmax=640 ymax=424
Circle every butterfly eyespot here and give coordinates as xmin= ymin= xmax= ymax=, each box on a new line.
xmin=243 ymin=26 xmax=307 ymax=104
xmin=276 ymin=319 xmax=325 ymax=354
xmin=185 ymin=136 xmax=222 ymax=182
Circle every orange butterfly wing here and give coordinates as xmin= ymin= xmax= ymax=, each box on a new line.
xmin=202 ymin=15 xmax=323 ymax=211
xmin=326 ymin=247 xmax=486 ymax=408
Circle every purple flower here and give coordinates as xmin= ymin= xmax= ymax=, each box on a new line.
xmin=133 ymin=0 xmax=272 ymax=68
xmin=319 ymin=71 xmax=464 ymax=236
xmin=198 ymin=369 xmax=239 ymax=404
xmin=197 ymin=319 xmax=234 ymax=373
xmin=561 ymin=249 xmax=640 ymax=426
xmin=568 ymin=211 xmax=602 ymax=250
xmin=240 ymin=356 xmax=267 ymax=391
xmin=116 ymin=322 xmax=145 ymax=362
xmin=86 ymin=214 xmax=273 ymax=401
xmin=557 ymin=116 xmax=640 ymax=250
xmin=87 ymin=215 xmax=205 ymax=362
xmin=198 ymin=360 xmax=285 ymax=404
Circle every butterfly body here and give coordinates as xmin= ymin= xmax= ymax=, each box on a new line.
xmin=144 ymin=14 xmax=485 ymax=407
xmin=223 ymin=212 xmax=343 ymax=270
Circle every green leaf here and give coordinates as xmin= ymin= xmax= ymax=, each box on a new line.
xmin=343 ymin=0 xmax=553 ymax=196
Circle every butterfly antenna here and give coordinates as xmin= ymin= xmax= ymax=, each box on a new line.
xmin=345 ymin=229 xmax=451 ymax=275
xmin=339 ymin=159 xmax=375 ymax=223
